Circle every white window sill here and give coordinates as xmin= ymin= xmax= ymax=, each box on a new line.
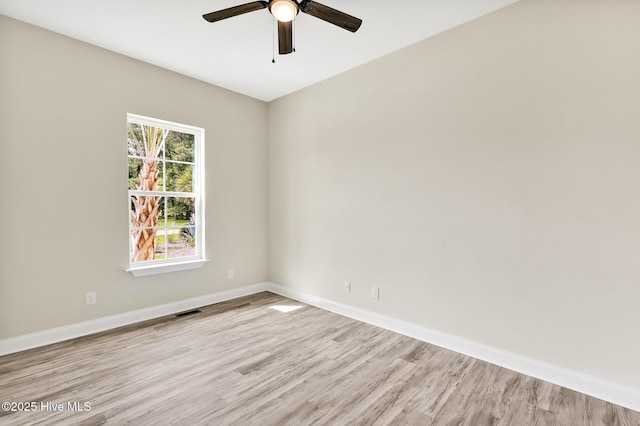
xmin=127 ymin=259 xmax=209 ymax=277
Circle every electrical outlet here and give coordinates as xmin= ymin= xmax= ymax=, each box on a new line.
xmin=371 ymin=287 xmax=379 ymax=299
xmin=227 ymin=269 xmax=234 ymax=279
xmin=85 ymin=292 xmax=97 ymax=305
xmin=344 ymin=281 xmax=351 ymax=292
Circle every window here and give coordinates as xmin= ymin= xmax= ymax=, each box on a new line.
xmin=127 ymin=114 xmax=206 ymax=276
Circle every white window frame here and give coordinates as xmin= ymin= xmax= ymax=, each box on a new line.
xmin=126 ymin=113 xmax=207 ymax=277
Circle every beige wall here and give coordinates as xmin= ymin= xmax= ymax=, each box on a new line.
xmin=268 ymin=0 xmax=640 ymax=389
xmin=0 ymin=16 xmax=268 ymax=338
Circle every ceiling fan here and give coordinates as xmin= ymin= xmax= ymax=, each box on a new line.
xmin=202 ymin=0 xmax=362 ymax=55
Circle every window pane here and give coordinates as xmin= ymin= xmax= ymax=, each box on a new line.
xmin=165 ymin=131 xmax=194 ymax=162
xmin=130 ymin=195 xmax=165 ymax=263
xmin=129 ymin=227 xmax=164 ymax=262
xmin=127 ymin=124 xmax=144 ymax=156
xmin=166 ymin=197 xmax=195 ymax=222
xmin=127 ymin=123 xmax=165 ymax=160
xmin=128 ymin=157 xmax=163 ymax=192
xmin=154 ymin=233 xmax=167 ymax=260
xmin=128 ymin=157 xmax=143 ymax=190
xmin=165 ymin=162 xmax=194 ymax=193
xmin=130 ymin=195 xmax=165 ymax=228
xmin=167 ymin=226 xmax=196 ymax=259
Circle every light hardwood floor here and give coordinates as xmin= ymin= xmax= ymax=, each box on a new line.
xmin=0 ymin=292 xmax=638 ymax=425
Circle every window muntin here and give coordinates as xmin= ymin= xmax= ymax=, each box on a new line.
xmin=127 ymin=114 xmax=204 ymax=269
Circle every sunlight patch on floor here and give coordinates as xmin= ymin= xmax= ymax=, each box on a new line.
xmin=269 ymin=305 xmax=304 ymax=313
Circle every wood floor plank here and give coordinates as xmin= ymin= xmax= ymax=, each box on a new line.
xmin=1 ymin=291 xmax=638 ymax=425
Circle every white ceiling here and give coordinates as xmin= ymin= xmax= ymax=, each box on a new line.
xmin=0 ymin=0 xmax=518 ymax=101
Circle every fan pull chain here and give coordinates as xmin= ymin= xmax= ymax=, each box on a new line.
xmin=272 ymin=17 xmax=276 ymax=63
xmin=293 ymin=19 xmax=296 ymax=53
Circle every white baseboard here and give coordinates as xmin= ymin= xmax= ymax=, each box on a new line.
xmin=2 ymin=281 xmax=638 ymax=412
xmin=264 ymin=282 xmax=640 ymax=413
xmin=0 ymin=282 xmax=270 ymax=357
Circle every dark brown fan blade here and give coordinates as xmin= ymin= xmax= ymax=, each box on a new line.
xmin=203 ymin=1 xmax=268 ymax=23
xmin=278 ymin=21 xmax=293 ymax=54
xmin=299 ymin=0 xmax=362 ymax=32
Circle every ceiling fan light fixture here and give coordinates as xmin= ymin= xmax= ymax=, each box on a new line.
xmin=270 ymin=0 xmax=299 ymax=22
